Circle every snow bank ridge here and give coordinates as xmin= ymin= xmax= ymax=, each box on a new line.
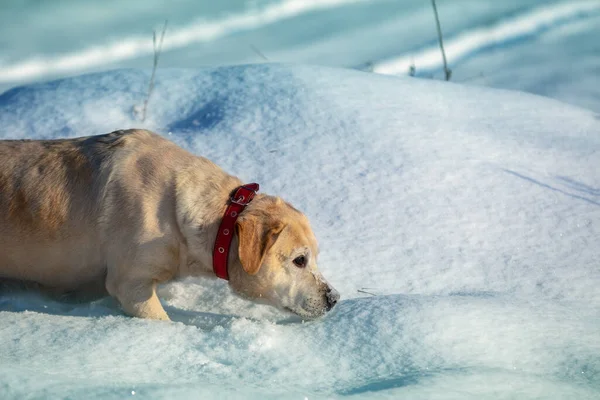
xmin=373 ymin=0 xmax=600 ymax=76
xmin=0 ymin=0 xmax=366 ymax=83
xmin=2 ymin=1 xmax=599 ymax=84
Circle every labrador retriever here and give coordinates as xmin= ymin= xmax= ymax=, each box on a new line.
xmin=0 ymin=129 xmax=339 ymax=320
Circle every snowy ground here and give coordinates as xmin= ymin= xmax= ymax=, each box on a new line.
xmin=1 ymin=64 xmax=599 ymax=399
xmin=1 ymin=0 xmax=599 ymax=112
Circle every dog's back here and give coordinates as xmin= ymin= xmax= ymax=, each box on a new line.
xmin=0 ymin=130 xmax=163 ymax=290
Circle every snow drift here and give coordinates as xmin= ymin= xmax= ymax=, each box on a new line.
xmin=1 ymin=64 xmax=599 ymax=399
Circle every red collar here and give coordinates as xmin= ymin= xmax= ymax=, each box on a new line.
xmin=213 ymin=183 xmax=260 ymax=280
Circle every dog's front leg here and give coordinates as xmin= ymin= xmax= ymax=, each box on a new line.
xmin=107 ymin=278 xmax=170 ymax=321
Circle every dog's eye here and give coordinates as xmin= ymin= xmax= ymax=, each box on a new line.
xmin=293 ymin=255 xmax=306 ymax=268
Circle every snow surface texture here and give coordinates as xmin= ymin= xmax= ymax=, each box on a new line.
xmin=1 ymin=0 xmax=599 ymax=112
xmin=1 ymin=64 xmax=599 ymax=399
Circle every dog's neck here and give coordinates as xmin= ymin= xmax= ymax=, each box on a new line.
xmin=173 ymin=161 xmax=245 ymax=279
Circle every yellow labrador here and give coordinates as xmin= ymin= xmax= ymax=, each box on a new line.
xmin=0 ymin=129 xmax=339 ymax=320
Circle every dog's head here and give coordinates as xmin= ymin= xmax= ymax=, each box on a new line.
xmin=228 ymin=196 xmax=339 ymax=319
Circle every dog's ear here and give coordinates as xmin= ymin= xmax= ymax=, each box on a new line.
xmin=236 ymin=215 xmax=285 ymax=275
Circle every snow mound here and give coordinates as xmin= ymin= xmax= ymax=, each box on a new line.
xmin=1 ymin=64 xmax=599 ymax=399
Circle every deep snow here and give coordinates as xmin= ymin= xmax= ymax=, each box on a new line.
xmin=0 ymin=64 xmax=599 ymax=399
xmin=1 ymin=0 xmax=599 ymax=112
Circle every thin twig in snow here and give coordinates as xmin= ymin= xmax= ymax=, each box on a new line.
xmin=357 ymin=289 xmax=377 ymax=296
xmin=409 ymin=58 xmax=416 ymax=77
xmin=141 ymin=20 xmax=168 ymax=122
xmin=431 ymin=0 xmax=451 ymax=81
xmin=249 ymin=44 xmax=269 ymax=62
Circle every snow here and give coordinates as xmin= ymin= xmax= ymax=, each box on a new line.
xmin=1 ymin=63 xmax=599 ymax=399
xmin=1 ymin=0 xmax=599 ymax=113
xmin=0 ymin=0 xmax=366 ymax=83
xmin=372 ymin=1 xmax=600 ymax=76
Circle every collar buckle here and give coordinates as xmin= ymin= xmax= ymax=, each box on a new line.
xmin=229 ymin=183 xmax=259 ymax=206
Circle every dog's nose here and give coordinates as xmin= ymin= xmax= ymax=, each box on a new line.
xmin=325 ymin=287 xmax=340 ymax=311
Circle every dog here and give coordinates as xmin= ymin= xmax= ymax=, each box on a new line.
xmin=0 ymin=129 xmax=339 ymax=320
